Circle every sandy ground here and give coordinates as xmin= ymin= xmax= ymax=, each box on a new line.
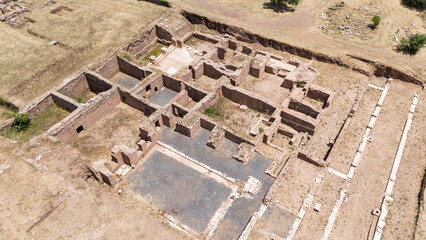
xmin=71 ymin=103 xmax=147 ymax=161
xmin=0 ymin=137 xmax=187 ymax=239
xmin=330 ymin=81 xmax=425 ymax=239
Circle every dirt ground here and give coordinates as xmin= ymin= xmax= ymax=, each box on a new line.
xmin=0 ymin=137 xmax=187 ymax=239
xmin=0 ymin=0 xmax=167 ymax=107
xmin=71 ymin=103 xmax=147 ymax=161
xmin=0 ymin=1 xmax=425 ymax=239
xmin=172 ymin=0 xmax=426 ymax=80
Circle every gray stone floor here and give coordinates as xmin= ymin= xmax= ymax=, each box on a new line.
xmin=159 ymin=127 xmax=271 ymax=182
xmin=149 ymin=87 xmax=178 ymax=106
xmin=111 ymin=71 xmax=140 ymax=89
xmin=260 ymin=204 xmax=295 ymax=239
xmin=159 ymin=127 xmax=275 ymax=239
xmin=127 ymin=151 xmax=232 ymax=233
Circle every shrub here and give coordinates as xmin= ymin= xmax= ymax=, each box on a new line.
xmin=296 ymin=81 xmax=306 ymax=87
xmin=159 ymin=0 xmax=171 ymax=7
xmin=75 ymin=95 xmax=83 ymax=103
xmin=271 ymin=0 xmax=299 ymax=5
xmin=402 ymin=0 xmax=426 ymax=9
xmin=372 ymin=15 xmax=381 ymax=28
xmin=123 ymin=52 xmax=132 ymax=61
xmin=204 ymin=107 xmax=218 ymax=117
xmin=397 ymin=33 xmax=426 ymax=55
xmin=12 ymin=113 xmax=30 ymax=132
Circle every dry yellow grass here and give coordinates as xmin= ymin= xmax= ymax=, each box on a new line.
xmin=0 ymin=0 xmax=167 ymax=107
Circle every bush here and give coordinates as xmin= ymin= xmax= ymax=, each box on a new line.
xmin=75 ymin=95 xmax=83 ymax=103
xmin=204 ymin=106 xmax=219 ymax=117
xmin=372 ymin=15 xmax=381 ymax=28
xmin=397 ymin=33 xmax=426 ymax=55
xmin=159 ymin=0 xmax=171 ymax=7
xmin=12 ymin=113 xmax=30 ymax=132
xmin=271 ymin=0 xmax=300 ymax=5
xmin=123 ymin=52 xmax=132 ymax=61
xmin=402 ymin=0 xmax=426 ymax=9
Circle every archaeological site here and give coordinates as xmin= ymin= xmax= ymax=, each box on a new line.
xmin=0 ymin=0 xmax=425 ymax=240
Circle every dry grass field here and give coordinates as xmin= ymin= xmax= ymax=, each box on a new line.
xmin=0 ymin=0 xmax=167 ymax=107
xmin=0 ymin=0 xmax=424 ymax=239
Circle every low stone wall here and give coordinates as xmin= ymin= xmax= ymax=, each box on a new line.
xmin=57 ymin=72 xmax=89 ymax=99
xmin=85 ymin=71 xmax=114 ymax=94
xmin=138 ymin=73 xmax=164 ymax=98
xmin=204 ymin=61 xmax=224 ymax=79
xmin=26 ymin=93 xmax=54 ymax=119
xmin=124 ymin=25 xmax=157 ymax=57
xmin=193 ymin=32 xmax=220 ymax=44
xmin=307 ymin=84 xmax=334 ymax=108
xmin=288 ymin=99 xmax=320 ymax=119
xmin=119 ymin=89 xmax=157 ymax=116
xmin=297 ymin=151 xmax=326 ymax=167
xmin=182 ymin=11 xmax=424 ymax=86
xmin=163 ymin=74 xmax=183 ymax=92
xmin=51 ymin=88 xmax=121 ymax=143
xmin=117 ymin=56 xmax=151 ymax=80
xmin=96 ymin=56 xmax=119 ymax=80
xmin=171 ymin=103 xmax=189 ymax=118
xmin=51 ymin=92 xmax=79 ymax=112
xmin=280 ymin=109 xmax=317 ymax=135
xmin=221 ymin=84 xmax=276 ymax=115
xmin=184 ymin=83 xmax=207 ymax=102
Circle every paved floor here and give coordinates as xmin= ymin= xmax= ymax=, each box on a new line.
xmin=159 ymin=127 xmax=275 ymax=239
xmin=260 ymin=204 xmax=296 ymax=239
xmin=159 ymin=127 xmax=271 ymax=181
xmin=149 ymin=87 xmax=178 ymax=107
xmin=127 ymin=150 xmax=232 ymax=233
xmin=110 ymin=71 xmax=140 ymax=89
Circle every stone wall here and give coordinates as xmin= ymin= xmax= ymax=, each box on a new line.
xmin=119 ymin=90 xmax=157 ymax=116
xmin=138 ymin=73 xmax=164 ymax=98
xmin=124 ymin=26 xmax=157 ymax=57
xmin=280 ymin=109 xmax=317 ymax=135
xmin=182 ymin=11 xmax=424 ymax=86
xmin=51 ymin=88 xmax=121 ymax=143
xmin=117 ymin=56 xmax=150 ymax=80
xmin=221 ymin=84 xmax=276 ymax=115
xmin=288 ymin=99 xmax=320 ymax=119
xmin=57 ymin=72 xmax=89 ymax=99
xmin=204 ymin=62 xmax=223 ymax=79
xmin=163 ymin=74 xmax=182 ymax=92
xmin=96 ymin=56 xmax=119 ymax=80
xmin=85 ymin=72 xmax=114 ymax=94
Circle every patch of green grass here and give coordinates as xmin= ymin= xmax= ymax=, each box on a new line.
xmin=204 ymin=106 xmax=219 ymax=117
xmin=160 ymin=0 xmax=171 ymax=7
xmin=123 ymin=52 xmax=132 ymax=61
xmin=296 ymin=81 xmax=306 ymax=87
xmin=141 ymin=43 xmax=166 ymax=66
xmin=1 ymin=104 xmax=70 ymax=141
xmin=75 ymin=95 xmax=83 ymax=103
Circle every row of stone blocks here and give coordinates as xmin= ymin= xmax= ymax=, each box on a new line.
xmin=373 ymin=93 xmax=419 ymax=240
xmin=88 ymin=144 xmax=144 ymax=186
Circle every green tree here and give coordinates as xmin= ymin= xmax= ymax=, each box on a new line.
xmin=372 ymin=15 xmax=381 ymax=28
xmin=402 ymin=0 xmax=425 ymax=9
xmin=397 ymin=33 xmax=426 ymax=55
xmin=271 ymin=0 xmax=300 ymax=5
xmin=12 ymin=113 xmax=30 ymax=132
